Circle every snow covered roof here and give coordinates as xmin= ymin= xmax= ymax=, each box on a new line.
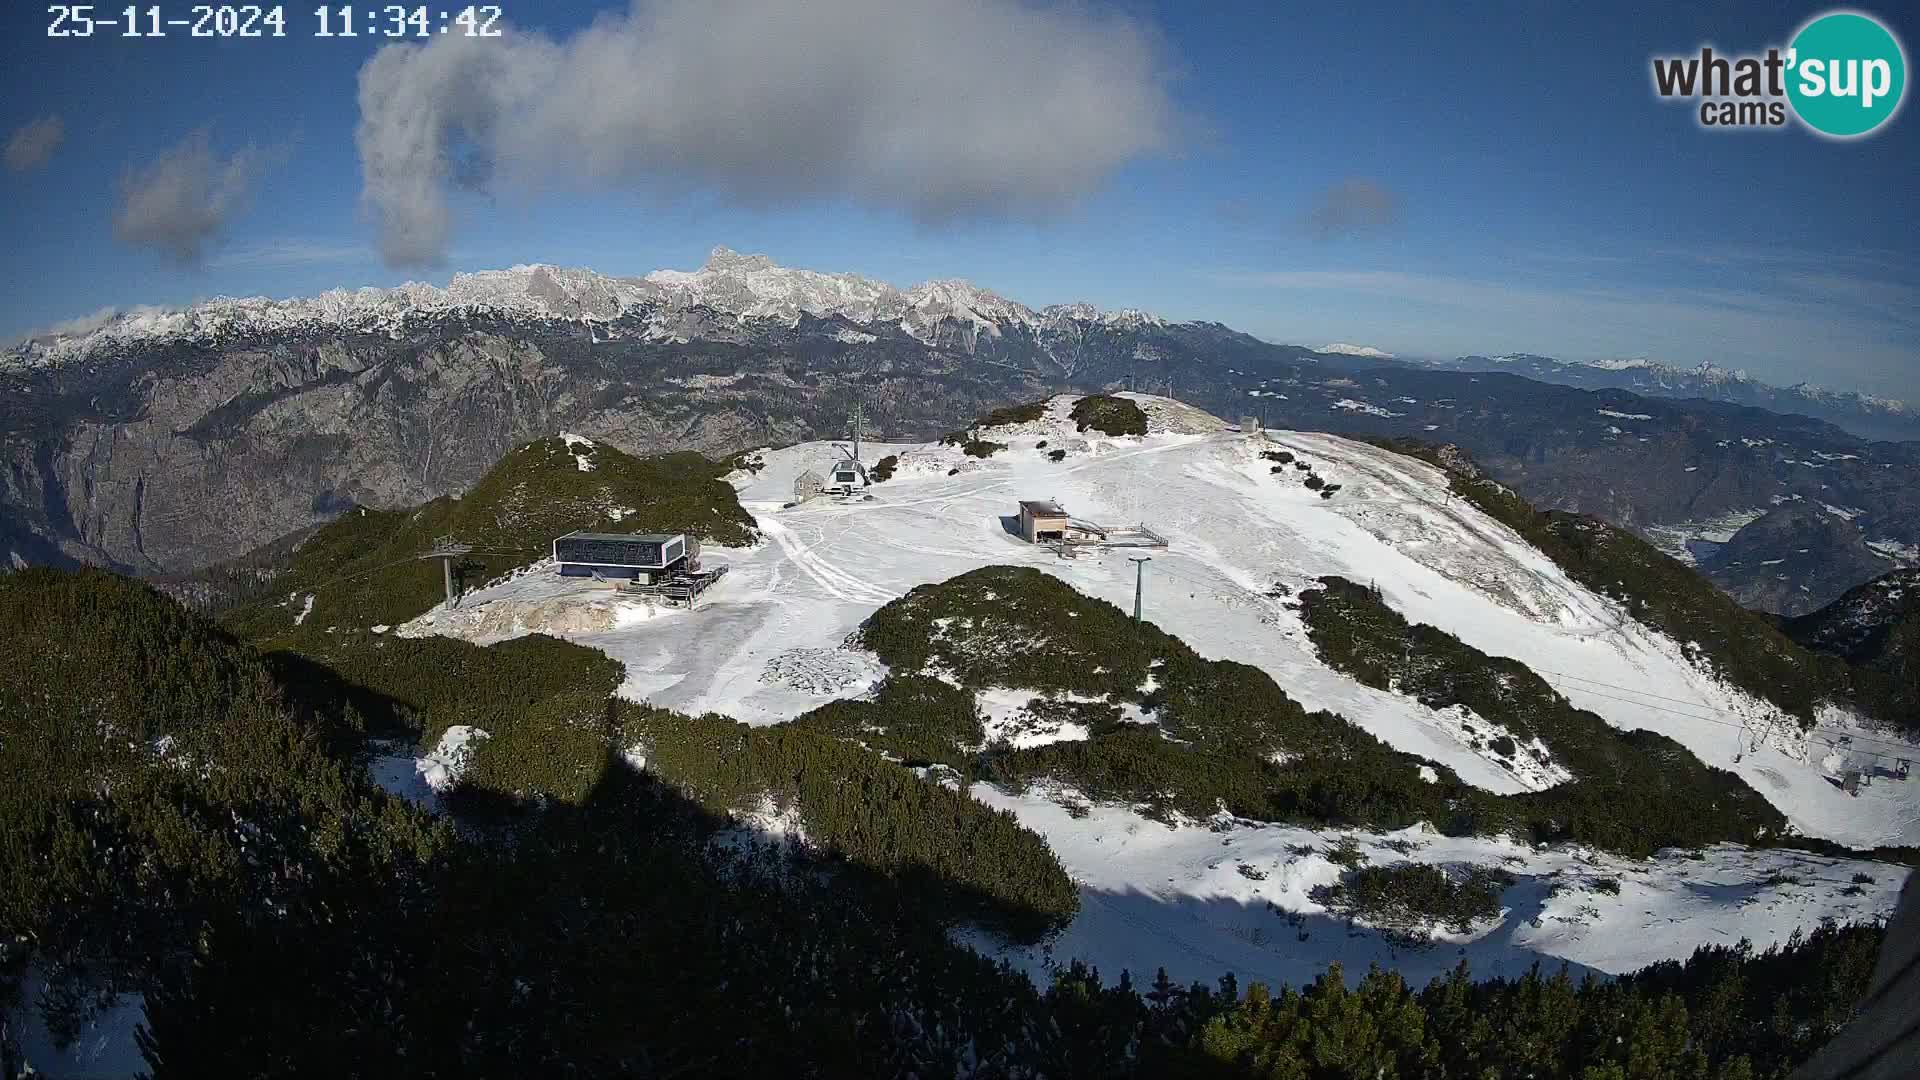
xmin=1019 ymin=499 xmax=1068 ymax=517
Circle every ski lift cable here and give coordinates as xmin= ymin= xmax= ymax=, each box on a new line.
xmin=1542 ymin=677 xmax=1919 ymax=758
xmin=1539 ymin=670 xmax=1920 ymax=755
xmin=1117 ymin=556 xmax=1919 ymax=759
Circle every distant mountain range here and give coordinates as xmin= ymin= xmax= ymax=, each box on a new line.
xmin=3 ymin=247 xmax=1916 ymax=616
xmin=1 ymin=247 xmax=1166 ymax=372
xmin=1414 ymin=353 xmax=1920 ymax=443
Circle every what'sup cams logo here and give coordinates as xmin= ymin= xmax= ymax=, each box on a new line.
xmin=1651 ymin=9 xmax=1907 ymax=137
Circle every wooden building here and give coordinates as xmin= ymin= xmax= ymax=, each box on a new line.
xmin=1018 ymin=500 xmax=1070 ymax=543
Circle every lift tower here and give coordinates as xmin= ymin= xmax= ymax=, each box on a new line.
xmin=418 ymin=534 xmax=474 ymax=606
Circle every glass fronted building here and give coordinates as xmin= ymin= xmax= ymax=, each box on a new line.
xmin=552 ymin=531 xmax=688 ymax=582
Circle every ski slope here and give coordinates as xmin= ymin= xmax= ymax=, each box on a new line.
xmin=397 ymin=394 xmax=1918 ymax=989
xmin=408 ymin=394 xmax=1920 ymax=847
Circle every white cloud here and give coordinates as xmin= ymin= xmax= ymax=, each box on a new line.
xmin=5 ymin=116 xmax=65 ymax=172
xmin=113 ymin=132 xmax=278 ymax=265
xmin=354 ymin=0 xmax=1178 ymax=267
xmin=39 ymin=307 xmax=122 ymax=337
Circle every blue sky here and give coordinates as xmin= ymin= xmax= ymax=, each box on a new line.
xmin=2 ymin=1 xmax=1915 ymax=398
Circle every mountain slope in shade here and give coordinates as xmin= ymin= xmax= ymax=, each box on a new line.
xmin=1785 ymin=569 xmax=1920 ymax=725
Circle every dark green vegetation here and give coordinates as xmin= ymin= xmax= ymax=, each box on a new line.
xmin=624 ymin=705 xmax=1075 ymax=939
xmin=1071 ymin=394 xmax=1149 ymax=436
xmin=0 ymin=569 xmax=445 ymax=1062
xmin=846 ymin=566 xmax=1469 ymax=832
xmin=867 ymin=453 xmax=899 ymax=483
xmin=1312 ymin=863 xmax=1515 ymax=941
xmin=1187 ymin=920 xmax=1885 ymax=1080
xmin=221 ymin=436 xmax=756 ymax=636
xmin=973 ymin=398 xmax=1051 ymax=428
xmin=1785 ymin=569 xmax=1920 ymax=728
xmin=1368 ymin=438 xmax=1902 ymax=731
xmin=793 ymin=674 xmax=983 ymax=769
xmin=0 ymin=567 xmax=1067 ymax=1075
xmin=1299 ymin=576 xmax=1788 ymax=855
xmin=0 ymin=566 xmax=1899 ymax=1077
xmin=275 ymin=631 xmax=628 ymax=806
xmin=940 ymin=396 xmax=1052 ymax=456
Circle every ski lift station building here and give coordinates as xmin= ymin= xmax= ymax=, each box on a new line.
xmin=1018 ymin=500 xmax=1071 ymax=543
xmin=830 ymin=458 xmax=866 ymax=489
xmin=553 ymin=531 xmax=689 ymax=583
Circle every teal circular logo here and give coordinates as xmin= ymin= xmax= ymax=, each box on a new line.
xmin=1787 ymin=11 xmax=1907 ymax=137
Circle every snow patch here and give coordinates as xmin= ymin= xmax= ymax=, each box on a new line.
xmin=977 ymin=688 xmax=1100 ymax=749
xmin=369 ymin=726 xmax=490 ymax=811
xmin=1641 ymin=508 xmax=1768 ymax=565
xmin=759 ymin=647 xmax=884 ymax=695
xmin=418 ymin=726 xmax=489 ymax=793
xmin=9 ymin=971 xmax=148 ymax=1080
xmin=1867 ymin=539 xmax=1920 ymax=563
xmin=707 ymin=793 xmax=811 ymax=858
xmin=962 ymin=788 xmax=1911 ymax=994
xmin=1331 ymin=398 xmax=1403 ymax=418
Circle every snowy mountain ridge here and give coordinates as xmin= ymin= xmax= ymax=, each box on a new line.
xmin=2 ymin=246 xmax=1167 ymax=370
xmin=1439 ymin=354 xmax=1912 ymax=420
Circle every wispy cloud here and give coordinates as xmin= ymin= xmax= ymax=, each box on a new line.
xmin=1211 ymin=263 xmax=1919 ymax=396
xmin=1652 ymin=243 xmax=1909 ymax=274
xmin=113 ymin=131 xmax=283 ymax=265
xmin=5 ymin=116 xmax=65 ymax=173
xmin=210 ymin=240 xmax=369 ymax=270
xmin=1301 ymin=177 xmax=1401 ymax=240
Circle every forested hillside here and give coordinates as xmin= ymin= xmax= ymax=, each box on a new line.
xmin=0 ymin=566 xmax=1901 ymax=1077
xmin=210 ymin=434 xmax=755 ymax=635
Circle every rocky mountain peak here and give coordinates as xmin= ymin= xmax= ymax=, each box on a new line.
xmin=701 ymin=245 xmax=779 ymax=272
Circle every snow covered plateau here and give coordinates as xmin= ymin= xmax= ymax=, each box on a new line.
xmin=388 ymin=393 xmax=1916 ymax=993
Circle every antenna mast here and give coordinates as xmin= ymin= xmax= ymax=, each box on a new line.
xmin=847 ymin=401 xmax=867 ymax=463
